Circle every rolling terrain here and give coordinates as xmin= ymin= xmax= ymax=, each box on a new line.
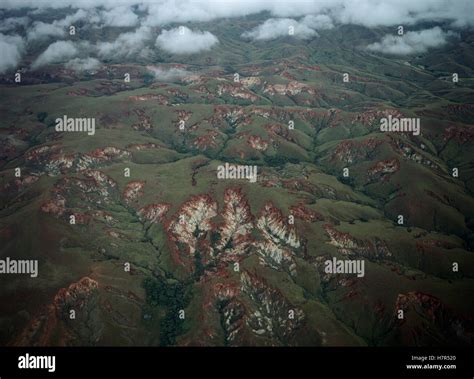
xmin=0 ymin=9 xmax=473 ymax=347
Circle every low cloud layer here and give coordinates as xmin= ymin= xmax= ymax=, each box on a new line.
xmin=155 ymin=27 xmax=218 ymax=54
xmin=242 ymin=18 xmax=316 ymax=41
xmin=65 ymin=57 xmax=101 ymax=71
xmin=0 ymin=16 xmax=30 ymax=33
xmin=0 ymin=0 xmax=472 ymax=72
xmin=147 ymin=66 xmax=191 ymax=81
xmin=142 ymin=0 xmax=474 ymax=28
xmin=302 ymin=14 xmax=334 ymax=30
xmin=0 ymin=33 xmax=25 ymax=73
xmin=367 ymin=27 xmax=457 ymax=55
xmin=32 ymin=40 xmax=78 ymax=68
xmin=26 ymin=9 xmax=90 ymax=42
xmin=23 ymin=6 xmax=139 ymax=43
xmin=96 ymin=26 xmax=152 ymax=59
xmin=99 ymin=6 xmax=139 ymax=27
xmin=1 ymin=0 xmax=472 ymax=28
xmin=27 ymin=21 xmax=65 ymax=41
xmin=242 ymin=15 xmax=334 ymax=41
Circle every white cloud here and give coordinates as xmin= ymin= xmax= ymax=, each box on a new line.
xmin=330 ymin=0 xmax=472 ymax=28
xmin=142 ymin=0 xmax=273 ymax=27
xmin=125 ymin=0 xmax=474 ymax=28
xmin=367 ymin=27 xmax=457 ymax=55
xmin=0 ymin=33 xmax=25 ymax=73
xmin=0 ymin=16 xmax=30 ymax=33
xmin=242 ymin=18 xmax=320 ymax=41
xmin=155 ymin=27 xmax=218 ymax=55
xmin=0 ymin=0 xmax=471 ymax=72
xmin=24 ymin=7 xmax=138 ymax=41
xmin=100 ymin=6 xmax=139 ymax=27
xmin=147 ymin=66 xmax=191 ymax=81
xmin=0 ymin=1 xmax=473 ymax=28
xmin=32 ymin=40 xmax=78 ymax=68
xmin=55 ymin=9 xmax=91 ymax=27
xmin=26 ymin=9 xmax=93 ymax=42
xmin=65 ymin=57 xmax=101 ymax=71
xmin=301 ymin=14 xmax=334 ymax=30
xmin=27 ymin=21 xmax=65 ymax=41
xmin=96 ymin=26 xmax=153 ymax=59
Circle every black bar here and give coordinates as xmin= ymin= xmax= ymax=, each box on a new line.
xmin=0 ymin=347 xmax=472 ymax=378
